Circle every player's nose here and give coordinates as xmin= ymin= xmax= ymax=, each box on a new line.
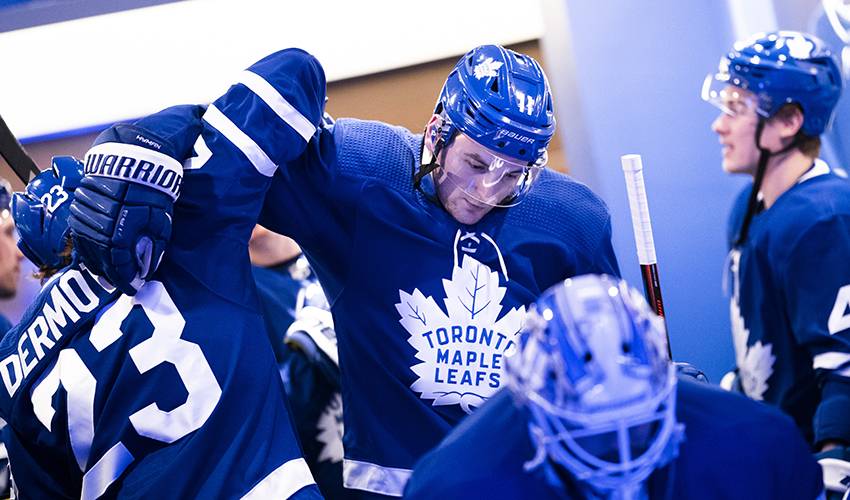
xmin=711 ymin=113 xmax=728 ymax=135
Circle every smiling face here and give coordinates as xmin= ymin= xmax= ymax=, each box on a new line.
xmin=710 ymin=86 xmax=762 ymax=175
xmin=428 ymin=128 xmax=528 ymax=225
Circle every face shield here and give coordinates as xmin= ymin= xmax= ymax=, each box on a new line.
xmin=433 ymin=136 xmax=546 ymax=208
xmin=701 ymin=73 xmax=768 ymax=119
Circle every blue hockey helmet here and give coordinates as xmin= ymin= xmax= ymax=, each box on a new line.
xmin=506 ymin=274 xmax=683 ymax=494
xmin=11 ymin=156 xmax=83 ymax=269
xmin=415 ymin=45 xmax=557 ymax=209
xmin=702 ymin=31 xmax=842 ymax=136
xmin=434 ymin=44 xmax=556 ymax=166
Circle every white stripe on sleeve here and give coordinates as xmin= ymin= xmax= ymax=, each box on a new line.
xmin=203 ymin=104 xmax=277 ymax=177
xmin=239 ymin=70 xmax=317 ymax=143
xmin=241 ymin=457 xmax=315 ymax=499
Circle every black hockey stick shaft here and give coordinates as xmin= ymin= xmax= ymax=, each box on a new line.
xmin=621 ymin=154 xmax=672 ymax=359
xmin=0 ymin=114 xmax=40 ymax=183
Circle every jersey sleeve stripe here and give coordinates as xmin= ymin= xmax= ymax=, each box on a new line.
xmin=203 ymin=104 xmax=277 ymax=177
xmin=813 ymin=351 xmax=850 ymax=374
xmin=240 ymin=457 xmax=315 ymax=499
xmin=239 ymin=70 xmax=317 ymax=143
xmin=80 ymin=442 xmax=134 ymax=500
xmin=343 ymin=458 xmax=412 ymax=497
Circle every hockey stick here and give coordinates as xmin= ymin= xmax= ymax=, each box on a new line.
xmin=621 ymin=154 xmax=672 ymax=359
xmin=0 ymin=114 xmax=40 ymax=183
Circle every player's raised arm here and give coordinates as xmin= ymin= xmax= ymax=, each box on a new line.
xmin=68 ymin=48 xmax=328 ymax=295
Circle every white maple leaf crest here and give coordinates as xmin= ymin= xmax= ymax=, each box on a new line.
xmin=316 ymin=393 xmax=344 ymax=463
xmin=785 ymin=35 xmax=815 ymax=60
xmin=396 ymin=254 xmax=525 ymax=414
xmin=729 ymin=249 xmax=775 ymax=401
xmin=473 ymin=57 xmax=504 ymax=80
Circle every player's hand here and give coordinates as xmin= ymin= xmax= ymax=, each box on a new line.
xmin=815 ymin=446 xmax=850 ymax=500
xmin=69 ymin=176 xmax=173 ymax=295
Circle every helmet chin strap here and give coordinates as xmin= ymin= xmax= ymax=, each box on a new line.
xmin=734 ymin=120 xmax=801 ymax=246
xmin=413 ymin=137 xmax=444 ymax=194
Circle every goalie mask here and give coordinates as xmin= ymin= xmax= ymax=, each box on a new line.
xmin=415 ymin=44 xmax=556 ymax=209
xmin=506 ymin=274 xmax=683 ymax=496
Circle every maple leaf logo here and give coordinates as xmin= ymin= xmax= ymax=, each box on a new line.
xmin=473 ymin=57 xmax=504 ymax=80
xmin=396 ymin=254 xmax=525 ymax=414
xmin=739 ymin=341 xmax=775 ymax=401
xmin=785 ymin=35 xmax=815 ymax=60
xmin=728 ymin=249 xmax=775 ymax=401
xmin=316 ymin=393 xmax=344 ymax=463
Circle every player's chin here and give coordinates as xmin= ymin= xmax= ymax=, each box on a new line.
xmin=721 ymin=159 xmax=748 ymax=175
xmin=448 ymin=201 xmax=490 ymax=225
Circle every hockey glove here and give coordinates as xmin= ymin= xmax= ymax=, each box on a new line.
xmin=285 ymin=281 xmax=340 ymax=388
xmin=816 ymin=446 xmax=850 ymax=500
xmin=69 ymin=125 xmax=183 ymax=295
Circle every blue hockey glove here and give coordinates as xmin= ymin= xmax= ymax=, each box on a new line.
xmin=816 ymin=446 xmax=850 ymax=500
xmin=68 ymin=124 xmax=183 ymax=295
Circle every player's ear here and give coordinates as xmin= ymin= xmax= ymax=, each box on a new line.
xmin=771 ymin=104 xmax=805 ymax=140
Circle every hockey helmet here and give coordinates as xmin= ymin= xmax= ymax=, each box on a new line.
xmin=12 ymin=156 xmax=83 ymax=269
xmin=702 ymin=31 xmax=842 ymax=136
xmin=506 ymin=274 xmax=683 ymax=494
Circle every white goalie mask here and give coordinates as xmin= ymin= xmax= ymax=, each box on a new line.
xmin=506 ymin=274 xmax=684 ymax=497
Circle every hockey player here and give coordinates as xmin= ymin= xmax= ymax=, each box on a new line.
xmin=0 ymin=178 xmax=24 ymax=333
xmin=250 ymin=226 xmax=348 ymax=498
xmin=1 ymin=90 xmax=324 ymax=496
xmin=67 ymin=44 xmax=621 ymax=497
xmin=702 ymin=30 xmax=850 ymax=496
xmin=404 ymin=274 xmax=825 ymax=500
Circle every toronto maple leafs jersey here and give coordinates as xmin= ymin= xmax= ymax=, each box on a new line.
xmin=253 ymin=257 xmax=310 ymax=362
xmin=404 ymin=379 xmax=824 ymax=500
xmin=256 ymin=115 xmax=620 ymax=496
xmin=0 ymin=48 xmax=328 ymax=499
xmin=727 ymin=159 xmax=850 ymax=446
xmin=253 ymin=260 xmax=350 ymax=498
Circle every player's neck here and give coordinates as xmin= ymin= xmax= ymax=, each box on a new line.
xmin=759 ymin=148 xmax=815 ymax=209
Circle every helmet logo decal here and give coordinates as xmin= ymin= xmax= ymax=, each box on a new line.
xmin=494 ymin=129 xmax=534 ymax=144
xmin=473 ymin=57 xmax=504 ymax=80
xmin=785 ymin=34 xmax=816 ymax=59
xmin=515 ymin=90 xmax=536 ymax=116
xmin=39 ymin=185 xmax=69 ymax=214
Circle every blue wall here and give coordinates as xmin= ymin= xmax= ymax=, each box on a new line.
xmin=542 ymin=1 xmax=751 ymax=381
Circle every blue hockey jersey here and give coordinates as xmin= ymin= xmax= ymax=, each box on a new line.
xmin=103 ymin=48 xmax=619 ymax=498
xmin=253 ymin=260 xmax=350 ymax=499
xmin=727 ymin=160 xmax=850 ymax=446
xmin=258 ymin=115 xmax=620 ymax=496
xmin=0 ymin=48 xmax=328 ymax=499
xmin=253 ymin=257 xmax=310 ymax=362
xmin=404 ymin=379 xmax=824 ymax=500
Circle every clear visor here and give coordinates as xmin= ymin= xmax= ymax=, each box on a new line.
xmin=700 ymin=73 xmax=768 ymax=118
xmin=436 ymin=147 xmax=546 ymax=208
